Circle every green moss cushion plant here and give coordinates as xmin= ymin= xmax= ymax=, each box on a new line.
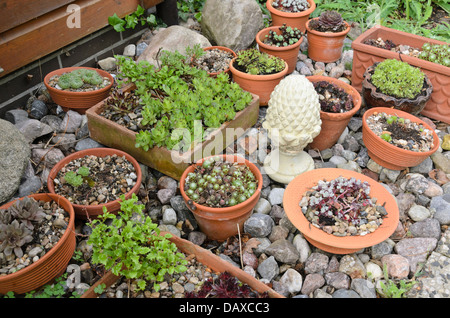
xmin=370 ymin=59 xmax=425 ymax=100
xmin=233 ymin=48 xmax=286 ymax=75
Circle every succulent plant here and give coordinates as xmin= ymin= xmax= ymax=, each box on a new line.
xmin=104 ymin=88 xmax=142 ymax=115
xmin=0 ymin=220 xmax=34 ymax=258
xmin=263 ymin=24 xmax=303 ymax=47
xmin=309 ymin=10 xmax=346 ymax=33
xmin=234 ymin=48 xmax=285 ymax=75
xmin=370 ymin=59 xmax=425 ymax=100
xmin=58 ymin=69 xmax=104 ymax=89
xmin=272 ymin=0 xmax=310 ymax=13
xmin=7 ymin=197 xmax=46 ymax=230
xmin=419 ymin=42 xmax=450 ymax=67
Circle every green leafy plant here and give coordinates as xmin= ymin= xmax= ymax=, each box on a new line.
xmin=58 ymin=69 xmax=104 ymax=90
xmin=94 ymin=283 xmax=106 ymax=295
xmin=177 ymin=0 xmax=204 ymax=22
xmin=234 ymin=48 xmax=286 ymax=75
xmin=64 ymin=166 xmax=94 ymax=188
xmin=108 ymin=5 xmax=158 ymax=32
xmin=113 ymin=45 xmax=253 ymax=152
xmin=378 ymin=263 xmax=416 ymax=298
xmin=370 ymin=59 xmax=425 ymax=99
xmin=263 ymin=24 xmax=303 ymax=47
xmin=87 ymin=193 xmax=188 ymax=292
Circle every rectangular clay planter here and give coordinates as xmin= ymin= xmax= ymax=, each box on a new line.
xmin=86 ymin=85 xmax=260 ymax=180
xmin=81 ymin=232 xmax=284 ymax=298
xmin=351 ymin=25 xmax=450 ymax=124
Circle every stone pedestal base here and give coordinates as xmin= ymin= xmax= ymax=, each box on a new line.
xmin=263 ymin=149 xmax=314 ymax=184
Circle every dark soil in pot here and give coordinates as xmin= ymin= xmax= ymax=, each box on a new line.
xmin=192 ymin=48 xmax=235 ymax=74
xmin=313 ymin=81 xmax=354 ymax=113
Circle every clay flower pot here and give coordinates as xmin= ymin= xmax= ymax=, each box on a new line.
xmin=0 ymin=193 xmax=76 ymax=295
xmin=305 ymin=18 xmax=351 ymax=63
xmin=44 ymin=67 xmax=114 ymax=114
xmin=82 ymin=232 xmax=283 ymax=298
xmin=351 ymin=25 xmax=450 ymax=124
xmin=179 ymin=155 xmax=263 ymax=241
xmin=307 ymin=75 xmax=362 ymax=151
xmin=362 ymin=107 xmax=439 ymax=171
xmin=229 ymin=57 xmax=288 ymax=106
xmin=266 ymin=0 xmax=316 ymax=33
xmin=256 ymin=26 xmax=304 ymax=74
xmin=362 ymin=62 xmax=433 ymax=115
xmin=47 ymin=148 xmax=142 ymax=219
xmin=283 ymin=168 xmax=399 ymax=254
xmin=198 ymin=46 xmax=237 ymax=77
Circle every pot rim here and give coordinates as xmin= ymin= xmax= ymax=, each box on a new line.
xmin=255 ymin=26 xmax=304 ymax=52
xmin=362 ymin=106 xmax=440 ymax=157
xmin=305 ymin=18 xmax=351 ymax=37
xmin=283 ymin=168 xmax=399 ymax=250
xmin=306 ymin=75 xmax=362 ymax=119
xmin=46 ymin=147 xmax=142 ymax=215
xmin=362 ymin=62 xmax=434 ymax=107
xmin=179 ymin=154 xmax=263 ymax=214
xmin=197 ymin=46 xmax=237 ymax=77
xmin=229 ymin=57 xmax=289 ymax=80
xmin=266 ymin=0 xmax=316 ymax=18
xmin=43 ymin=66 xmax=114 ymax=96
xmin=0 ymin=193 xmax=75 ymax=281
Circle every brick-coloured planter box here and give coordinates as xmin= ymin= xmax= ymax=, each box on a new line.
xmin=86 ymin=86 xmax=260 ymax=180
xmin=351 ymin=25 xmax=450 ymax=124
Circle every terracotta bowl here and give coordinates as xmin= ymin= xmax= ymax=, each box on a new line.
xmin=198 ymin=46 xmax=237 ymax=77
xmin=0 ymin=193 xmax=76 ymax=294
xmin=283 ymin=168 xmax=399 ymax=254
xmin=362 ymin=107 xmax=440 ymax=170
xmin=47 ymin=148 xmax=142 ymax=219
xmin=180 ymin=154 xmax=263 ymax=241
xmin=44 ymin=67 xmax=114 ymax=114
xmin=266 ymin=0 xmax=316 ymax=33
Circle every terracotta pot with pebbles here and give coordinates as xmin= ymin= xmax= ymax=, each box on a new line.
xmin=266 ymin=0 xmax=316 ymax=33
xmin=44 ymin=67 xmax=114 ymax=114
xmin=0 ymin=193 xmax=76 ymax=295
xmin=47 ymin=148 xmax=142 ymax=219
xmin=362 ymin=107 xmax=439 ymax=171
xmin=283 ymin=168 xmax=399 ymax=254
xmin=192 ymin=46 xmax=237 ymax=77
xmin=307 ymin=75 xmax=361 ymax=151
xmin=180 ymin=155 xmax=263 ymax=241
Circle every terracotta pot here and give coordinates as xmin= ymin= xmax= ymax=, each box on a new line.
xmin=307 ymin=75 xmax=362 ymax=151
xmin=351 ymin=25 xmax=450 ymax=124
xmin=179 ymin=155 xmax=263 ymax=241
xmin=266 ymin=0 xmax=316 ymax=33
xmin=47 ymin=148 xmax=142 ymax=219
xmin=362 ymin=62 xmax=433 ymax=115
xmin=305 ymin=18 xmax=351 ymax=63
xmin=198 ymin=46 xmax=237 ymax=77
xmin=86 ymin=84 xmax=260 ymax=180
xmin=44 ymin=67 xmax=114 ymax=114
xmin=283 ymin=168 xmax=399 ymax=254
xmin=0 ymin=193 xmax=76 ymax=294
xmin=82 ymin=232 xmax=284 ymax=298
xmin=362 ymin=107 xmax=439 ymax=170
xmin=256 ymin=26 xmax=303 ymax=74
xmin=229 ymin=57 xmax=288 ymax=106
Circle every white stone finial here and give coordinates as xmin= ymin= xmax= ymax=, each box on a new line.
xmin=262 ymin=74 xmax=321 ymax=183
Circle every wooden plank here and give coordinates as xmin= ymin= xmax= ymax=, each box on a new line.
xmin=0 ymin=0 xmax=149 ymax=78
xmin=0 ymin=0 xmax=76 ymax=34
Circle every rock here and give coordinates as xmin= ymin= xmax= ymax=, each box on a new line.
xmin=5 ymin=109 xmax=29 ymax=124
xmin=162 ymin=208 xmax=177 ymax=225
xmin=395 ymin=238 xmax=438 ymax=274
xmin=136 ymin=42 xmax=148 ymax=57
xmin=75 ymin=138 xmax=104 ymax=151
xmin=52 ymin=133 xmax=77 ymax=152
xmin=244 ymin=213 xmax=274 ymax=237
xmin=365 ymin=262 xmax=383 ymax=280
xmin=0 ymin=119 xmax=31 ymax=204
xmin=424 ymin=181 xmax=443 ymax=197
xmin=409 ymin=218 xmax=441 ymax=240
xmin=371 ymin=241 xmax=394 ymax=259
xmin=157 ymin=188 xmax=176 ymax=205
xmin=17 ymin=175 xmax=42 ymax=197
xmin=408 ymin=204 xmax=431 ymax=221
xmin=329 ymin=63 xmax=345 ymax=78
xmin=304 ymin=252 xmax=329 ymax=274
xmin=268 ymin=187 xmax=285 ymax=206
xmin=410 ymin=157 xmax=433 ymax=174
xmin=257 ymin=256 xmax=279 ymax=281
xmin=137 ymin=25 xmax=211 ymax=67
xmin=41 ymin=115 xmax=63 ymax=131
xmin=265 ymin=239 xmax=299 ymax=264
xmin=279 ymin=268 xmax=303 ymax=294
xmin=188 ymin=231 xmax=206 ymax=245
xmin=351 ymin=278 xmax=376 ymax=298
xmin=325 ymin=272 xmax=351 ymax=289
xmin=29 ymin=100 xmax=48 ymax=120
xmin=301 ymin=273 xmax=325 ymax=296
xmin=332 ymin=289 xmax=361 ymax=298
xmin=430 ymin=195 xmax=450 ymax=225
xmin=339 ymin=254 xmax=366 ymax=279
xmin=59 ymin=110 xmax=83 ymax=133
xmin=123 ymin=44 xmax=136 ymax=57
xmin=98 ymin=57 xmax=117 ymax=71
xmin=431 ymin=152 xmax=450 ymax=174
xmin=31 ymin=147 xmax=65 ymax=170
xmin=381 ymin=254 xmax=410 ymax=279
xmin=16 ymin=119 xmax=53 ymax=143
xmin=292 ymin=234 xmax=311 ymax=263
xmin=254 ymin=198 xmax=272 ymax=214
xmin=268 ymin=225 xmax=289 ymax=242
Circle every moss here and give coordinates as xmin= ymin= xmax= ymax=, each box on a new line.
xmin=371 ymin=59 xmax=425 ymax=100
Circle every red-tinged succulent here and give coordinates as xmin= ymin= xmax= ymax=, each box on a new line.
xmin=309 ymin=10 xmax=347 ymax=33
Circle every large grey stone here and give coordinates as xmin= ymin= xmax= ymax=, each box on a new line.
xmin=201 ymin=0 xmax=263 ymax=51
xmin=0 ymin=119 xmax=31 ymax=204
xmin=137 ymin=25 xmax=211 ymax=67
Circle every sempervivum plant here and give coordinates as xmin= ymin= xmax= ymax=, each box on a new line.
xmin=263 ymin=24 xmax=303 ymax=47
xmin=184 ymin=156 xmax=258 ymax=208
xmin=234 ymin=48 xmax=286 ymax=75
xmin=0 ymin=220 xmax=34 ymax=258
xmin=272 ymin=0 xmax=310 ymax=12
xmin=309 ymin=10 xmax=347 ymax=33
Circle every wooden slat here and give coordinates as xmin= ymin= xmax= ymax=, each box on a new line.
xmin=0 ymin=0 xmax=165 ymax=78
xmin=0 ymin=0 xmax=76 ymax=34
